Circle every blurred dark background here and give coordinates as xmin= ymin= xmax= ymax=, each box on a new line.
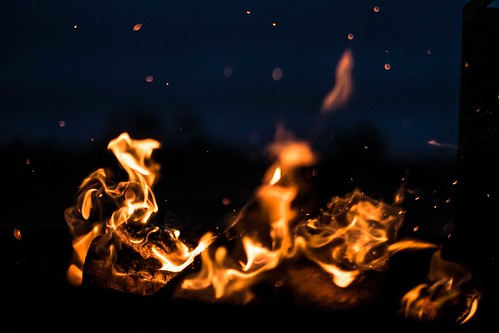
xmin=1 ymin=0 xmax=469 ymax=228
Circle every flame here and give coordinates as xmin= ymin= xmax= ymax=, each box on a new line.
xmin=58 ymin=38 xmax=480 ymax=320
xmin=178 ymin=130 xmax=438 ymax=302
xmin=64 ymin=132 xmax=215 ymax=287
xmin=321 ymin=48 xmax=354 ymax=113
xmin=295 ymin=189 xmax=437 ymax=288
xmin=179 ymin=134 xmax=316 ymax=302
xmin=400 ymin=250 xmax=476 ymax=322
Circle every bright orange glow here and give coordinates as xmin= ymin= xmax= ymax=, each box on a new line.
xmin=13 ymin=228 xmax=21 ymax=241
xmin=63 ymin=131 xmax=476 ymax=322
xmin=133 ymin=23 xmax=142 ymax=31
xmin=64 ymin=132 xmax=215 ymax=287
xmin=177 ymin=129 xmax=444 ymax=302
xmin=459 ymin=291 xmax=481 ymax=324
xmin=321 ymin=48 xmax=354 ymax=113
xmin=384 ymin=63 xmax=391 ymax=70
xmin=296 ymin=189 xmax=436 ymax=288
xmin=179 ymin=134 xmax=316 ymax=302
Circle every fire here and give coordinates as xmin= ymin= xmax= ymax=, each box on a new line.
xmin=64 ymin=130 xmax=479 ymax=322
xmin=62 ymin=48 xmax=480 ymax=324
xmin=64 ymin=132 xmax=215 ymax=287
xmin=401 ymin=250 xmax=479 ymax=323
xmin=176 ymin=129 xmax=441 ymax=303
xmin=295 ymin=189 xmax=438 ymax=288
xmin=179 ymin=130 xmax=316 ymax=303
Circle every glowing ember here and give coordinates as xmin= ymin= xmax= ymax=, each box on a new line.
xmin=13 ymin=227 xmax=21 ymax=241
xmin=272 ymin=67 xmax=283 ymax=81
xmin=133 ymin=23 xmax=142 ymax=31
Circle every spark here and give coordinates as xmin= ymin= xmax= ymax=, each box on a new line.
xmin=13 ymin=228 xmax=22 ymax=241
xmin=384 ymin=63 xmax=391 ymax=70
xmin=133 ymin=23 xmax=142 ymax=31
xmin=347 ymin=33 xmax=354 ymax=40
xmin=373 ymin=6 xmax=380 ymax=13
xmin=427 ymin=139 xmax=457 ymax=149
xmin=223 ymin=66 xmax=233 ymax=77
xmin=272 ymin=67 xmax=283 ymax=81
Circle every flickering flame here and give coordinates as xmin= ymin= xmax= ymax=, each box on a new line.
xmin=179 ymin=133 xmax=316 ymax=302
xmin=295 ymin=189 xmax=437 ymax=288
xmin=401 ymin=250 xmax=477 ymax=322
xmin=64 ymin=132 xmax=215 ymax=286
xmin=321 ymin=48 xmax=354 ymax=113
xmin=60 ymin=46 xmax=478 ymax=323
xmin=178 ymin=129 xmax=440 ymax=302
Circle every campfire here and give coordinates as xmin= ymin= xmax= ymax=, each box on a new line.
xmin=62 ymin=49 xmax=481 ymax=327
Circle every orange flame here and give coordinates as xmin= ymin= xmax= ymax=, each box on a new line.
xmin=178 ymin=130 xmax=438 ymax=302
xmin=63 ymin=129 xmax=476 ymax=323
xmin=64 ymin=132 xmax=215 ymax=286
xmin=321 ymin=48 xmax=354 ymax=114
xmin=295 ymin=189 xmax=437 ymax=288
xmin=179 ymin=133 xmax=317 ymax=302
xmin=401 ymin=250 xmax=477 ymax=322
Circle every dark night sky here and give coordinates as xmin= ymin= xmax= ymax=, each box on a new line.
xmin=1 ymin=0 xmax=475 ymax=160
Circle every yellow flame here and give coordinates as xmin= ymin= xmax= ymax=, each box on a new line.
xmin=269 ymin=167 xmax=281 ymax=185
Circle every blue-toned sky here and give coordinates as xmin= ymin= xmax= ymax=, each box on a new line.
xmin=1 ymin=0 xmax=473 ymax=159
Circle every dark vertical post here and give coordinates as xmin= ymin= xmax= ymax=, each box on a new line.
xmin=453 ymin=0 xmax=498 ymax=324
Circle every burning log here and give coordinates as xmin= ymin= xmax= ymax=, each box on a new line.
xmin=82 ymin=224 xmax=204 ymax=296
xmin=285 ymin=259 xmax=384 ymax=310
xmin=83 ymin=241 xmax=178 ymax=296
xmin=65 ymin=132 xmax=214 ymax=294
